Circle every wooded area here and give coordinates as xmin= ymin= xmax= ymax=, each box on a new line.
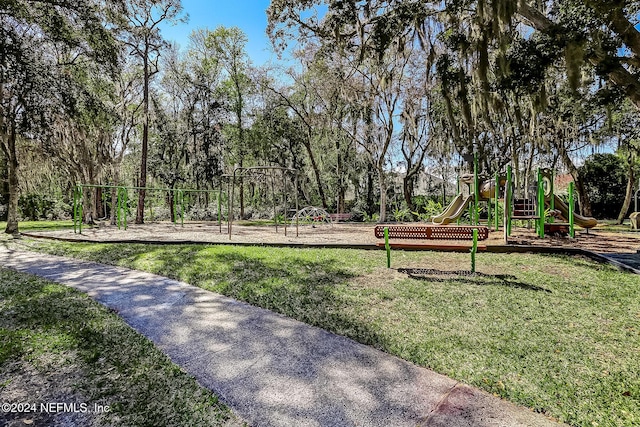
xmin=2 ymin=0 xmax=640 ymax=234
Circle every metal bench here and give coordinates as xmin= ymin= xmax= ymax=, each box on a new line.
xmin=329 ymin=213 xmax=352 ymax=222
xmin=374 ymin=225 xmax=489 ymax=241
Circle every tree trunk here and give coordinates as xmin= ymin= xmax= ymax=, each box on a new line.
xmin=336 ymin=138 xmax=344 ymax=213
xmin=377 ymin=164 xmax=387 ymax=222
xmin=95 ymin=187 xmax=104 ymax=219
xmin=239 ymin=158 xmax=245 ymax=219
xmin=110 ymin=186 xmax=117 ymax=225
xmin=617 ymin=158 xmax=635 ymax=224
xmin=403 ymin=173 xmax=415 ymax=214
xmin=110 ymin=166 xmax=120 ymax=225
xmin=4 ymin=122 xmax=19 ymax=235
xmin=82 ymin=186 xmax=95 ymax=225
xmin=366 ymin=162 xmax=375 ymax=216
xmin=301 ymin=140 xmax=327 ymax=208
xmin=1 ymin=154 xmax=8 ymax=221
xmin=136 ymin=49 xmax=150 ymax=224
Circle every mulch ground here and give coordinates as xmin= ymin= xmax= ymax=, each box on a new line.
xmin=24 ymin=221 xmax=640 ymax=254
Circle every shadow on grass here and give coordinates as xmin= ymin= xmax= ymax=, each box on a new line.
xmin=76 ymin=244 xmax=394 ymax=353
xmin=150 ymin=248 xmax=393 ymax=351
xmin=0 ymin=269 xmax=236 ymax=427
xmin=397 ymin=268 xmax=552 ymax=293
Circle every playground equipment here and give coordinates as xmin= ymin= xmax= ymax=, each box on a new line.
xmin=432 ymin=153 xmax=503 ymax=227
xmin=73 ymin=168 xmax=301 ymax=238
xmin=227 ymin=166 xmax=299 ymax=239
xmin=505 ymin=167 xmax=597 ymax=238
xmin=432 ymin=158 xmax=597 ymax=239
xmin=293 ymin=206 xmax=333 ymax=224
xmin=72 ymin=184 xmax=221 ymax=234
xmin=432 ymin=174 xmax=500 ymax=225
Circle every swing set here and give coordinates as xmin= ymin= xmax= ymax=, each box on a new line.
xmin=72 ymin=167 xmax=301 ymax=238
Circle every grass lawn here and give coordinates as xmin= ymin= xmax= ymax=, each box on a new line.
xmin=0 ymin=268 xmax=244 ymax=427
xmin=10 ymin=238 xmax=640 ymax=427
xmin=0 ymin=220 xmax=75 ymax=232
xmin=594 ymin=220 xmax=640 ymax=234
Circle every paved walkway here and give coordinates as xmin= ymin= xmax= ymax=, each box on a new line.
xmin=0 ymin=248 xmax=565 ymax=427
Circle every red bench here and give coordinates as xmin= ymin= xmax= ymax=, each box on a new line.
xmin=374 ymin=225 xmax=489 ymax=240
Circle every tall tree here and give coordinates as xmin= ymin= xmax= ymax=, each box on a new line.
xmin=0 ymin=0 xmax=122 ymax=234
xmin=206 ymin=26 xmax=253 ymax=218
xmin=123 ymin=0 xmax=185 ymax=224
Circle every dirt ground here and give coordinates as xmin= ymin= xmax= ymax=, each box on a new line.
xmin=24 ymin=220 xmax=640 ymax=254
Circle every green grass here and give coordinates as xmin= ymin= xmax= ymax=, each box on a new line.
xmin=0 ymin=268 xmax=244 ymax=427
xmin=594 ymin=221 xmax=640 ymax=234
xmin=11 ymin=239 xmax=640 ymax=427
xmin=0 ymin=220 xmax=75 ymax=232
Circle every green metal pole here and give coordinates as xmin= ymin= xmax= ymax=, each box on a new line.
xmin=474 ymin=152 xmax=479 ymax=225
xmin=78 ymin=186 xmax=83 ymax=234
xmin=456 ymin=175 xmax=460 ymax=225
xmin=73 ymin=185 xmax=79 ymax=233
xmin=549 ymin=170 xmax=555 ymax=223
xmin=471 ymin=229 xmax=478 ymax=273
xmin=506 ymin=165 xmax=512 ymax=236
xmin=384 ymin=227 xmax=390 ymax=268
xmin=569 ymin=182 xmax=575 ymax=238
xmin=123 ymin=188 xmax=128 ymax=230
xmin=537 ymin=168 xmax=545 ymax=238
xmin=180 ymin=190 xmax=185 ymax=227
xmin=494 ymin=172 xmax=500 ymax=230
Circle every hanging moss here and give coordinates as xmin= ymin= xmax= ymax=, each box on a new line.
xmin=564 ymin=42 xmax=585 ymax=91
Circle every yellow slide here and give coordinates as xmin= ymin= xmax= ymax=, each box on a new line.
xmin=547 ymin=195 xmax=597 ymax=228
xmin=432 ymin=194 xmax=474 ymax=225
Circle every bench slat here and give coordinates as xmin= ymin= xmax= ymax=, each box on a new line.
xmin=374 ymin=225 xmax=489 ymax=241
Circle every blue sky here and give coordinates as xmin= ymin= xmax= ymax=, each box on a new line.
xmin=159 ymin=0 xmax=278 ymax=65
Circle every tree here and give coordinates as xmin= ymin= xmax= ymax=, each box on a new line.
xmin=109 ymin=63 xmax=144 ymax=225
xmin=43 ymin=63 xmax=118 ymax=224
xmin=594 ymin=99 xmax=640 ymax=223
xmin=0 ymin=0 xmax=122 ymax=234
xmin=148 ymin=43 xmax=225 ymax=219
xmin=123 ymin=0 xmax=185 ymax=224
xmin=206 ymin=26 xmax=253 ymax=218
xmin=267 ymin=1 xmax=640 ymax=214
xmin=579 ymin=153 xmax=627 ymax=219
xmin=269 ymin=1 xmax=640 ymax=112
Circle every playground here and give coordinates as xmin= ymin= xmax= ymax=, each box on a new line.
xmin=23 ymin=218 xmax=640 ymax=257
xmin=33 ymin=160 xmax=640 ymax=262
xmin=10 ymin=166 xmax=640 ymax=426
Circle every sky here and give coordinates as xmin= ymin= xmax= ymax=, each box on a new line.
xmin=159 ymin=0 xmax=279 ymax=65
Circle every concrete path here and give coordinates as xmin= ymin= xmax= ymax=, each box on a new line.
xmin=0 ymin=248 xmax=564 ymax=427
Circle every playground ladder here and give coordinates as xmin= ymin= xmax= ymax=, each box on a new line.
xmin=512 ymin=197 xmax=540 ymax=219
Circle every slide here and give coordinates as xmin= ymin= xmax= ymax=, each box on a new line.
xmin=432 ymin=194 xmax=474 ymax=225
xmin=547 ymin=195 xmax=597 ymax=228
